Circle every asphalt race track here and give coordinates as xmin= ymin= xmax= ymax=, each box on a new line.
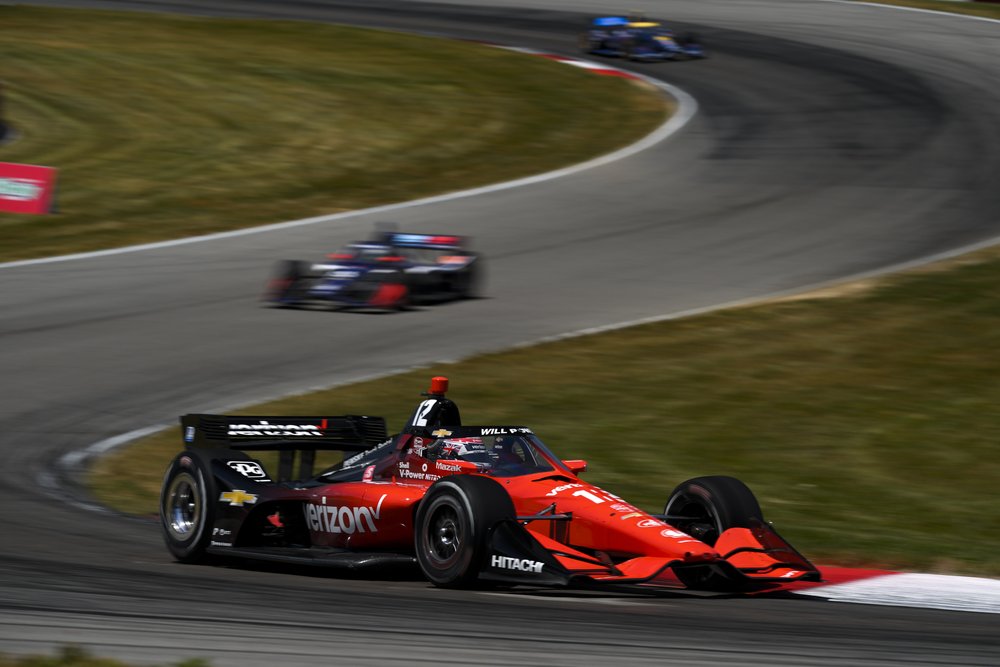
xmin=2 ymin=0 xmax=1000 ymax=664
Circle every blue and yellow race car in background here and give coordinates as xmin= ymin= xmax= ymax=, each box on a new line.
xmin=580 ymin=16 xmax=705 ymax=62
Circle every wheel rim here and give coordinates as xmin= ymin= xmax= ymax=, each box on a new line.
xmin=425 ymin=502 xmax=463 ymax=568
xmin=665 ymin=492 xmax=722 ymax=545
xmin=164 ymin=471 xmax=201 ymax=542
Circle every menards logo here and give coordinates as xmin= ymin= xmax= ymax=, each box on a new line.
xmin=0 ymin=178 xmax=43 ymax=201
xmin=228 ymin=420 xmax=325 ymax=437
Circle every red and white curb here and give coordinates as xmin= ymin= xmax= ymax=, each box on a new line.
xmin=785 ymin=567 xmax=1000 ymax=614
xmin=494 ymin=45 xmax=644 ymax=80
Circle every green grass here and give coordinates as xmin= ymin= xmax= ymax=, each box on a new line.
xmin=0 ymin=6 xmax=667 ymax=262
xmin=93 ymin=245 xmax=1000 ymax=577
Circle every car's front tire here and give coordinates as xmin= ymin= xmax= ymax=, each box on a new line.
xmin=414 ymin=476 xmax=515 ymax=588
xmin=266 ymin=259 xmax=311 ymax=306
xmin=663 ymin=475 xmax=764 ymax=590
xmin=160 ymin=453 xmax=216 ymax=563
xmin=621 ymin=38 xmax=641 ymax=61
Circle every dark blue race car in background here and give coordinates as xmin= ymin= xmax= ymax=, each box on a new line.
xmin=580 ymin=16 xmax=705 ymax=62
xmin=265 ymin=232 xmax=482 ymax=311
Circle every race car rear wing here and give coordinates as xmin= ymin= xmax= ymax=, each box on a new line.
xmin=180 ymin=413 xmax=388 ymax=481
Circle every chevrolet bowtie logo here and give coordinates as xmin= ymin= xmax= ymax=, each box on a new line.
xmin=219 ymin=489 xmax=257 ymax=506
xmin=431 ymin=429 xmax=452 ymax=437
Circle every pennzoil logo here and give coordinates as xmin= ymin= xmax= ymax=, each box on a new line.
xmin=228 ymin=420 xmax=325 ymax=437
xmin=219 ymin=489 xmax=258 ymax=506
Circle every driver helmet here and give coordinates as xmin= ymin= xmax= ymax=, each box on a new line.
xmin=441 ymin=437 xmax=488 ymax=461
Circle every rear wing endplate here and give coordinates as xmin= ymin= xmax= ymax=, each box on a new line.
xmin=180 ymin=413 xmax=389 ymax=481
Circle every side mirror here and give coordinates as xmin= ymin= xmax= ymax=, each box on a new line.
xmin=562 ymin=459 xmax=588 ymax=475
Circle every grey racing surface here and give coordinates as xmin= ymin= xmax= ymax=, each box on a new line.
xmin=2 ymin=0 xmax=1000 ymax=664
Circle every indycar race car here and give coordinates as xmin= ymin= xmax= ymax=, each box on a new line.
xmin=579 ymin=16 xmax=704 ymax=62
xmin=264 ymin=232 xmax=481 ymax=311
xmin=160 ymin=377 xmax=820 ymax=590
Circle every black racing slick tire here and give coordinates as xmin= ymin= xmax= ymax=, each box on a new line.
xmin=664 ymin=475 xmax=763 ymax=546
xmin=663 ymin=476 xmax=764 ymax=590
xmin=160 ymin=452 xmax=217 ymax=563
xmin=414 ymin=476 xmax=515 ymax=588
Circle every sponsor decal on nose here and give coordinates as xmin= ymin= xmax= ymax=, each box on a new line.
xmin=491 ymin=555 xmax=544 ymax=574
xmin=305 ymin=494 xmax=387 ymax=534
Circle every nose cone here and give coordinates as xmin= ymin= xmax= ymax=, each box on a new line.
xmin=609 ymin=515 xmax=718 ymax=559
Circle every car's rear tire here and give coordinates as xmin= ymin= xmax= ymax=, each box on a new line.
xmin=414 ymin=476 xmax=515 ymax=588
xmin=160 ymin=453 xmax=217 ymax=563
xmin=663 ymin=475 xmax=764 ymax=590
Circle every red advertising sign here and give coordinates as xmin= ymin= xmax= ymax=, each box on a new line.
xmin=0 ymin=162 xmax=58 ymax=214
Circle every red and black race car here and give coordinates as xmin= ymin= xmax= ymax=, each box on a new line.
xmin=160 ymin=378 xmax=820 ymax=590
